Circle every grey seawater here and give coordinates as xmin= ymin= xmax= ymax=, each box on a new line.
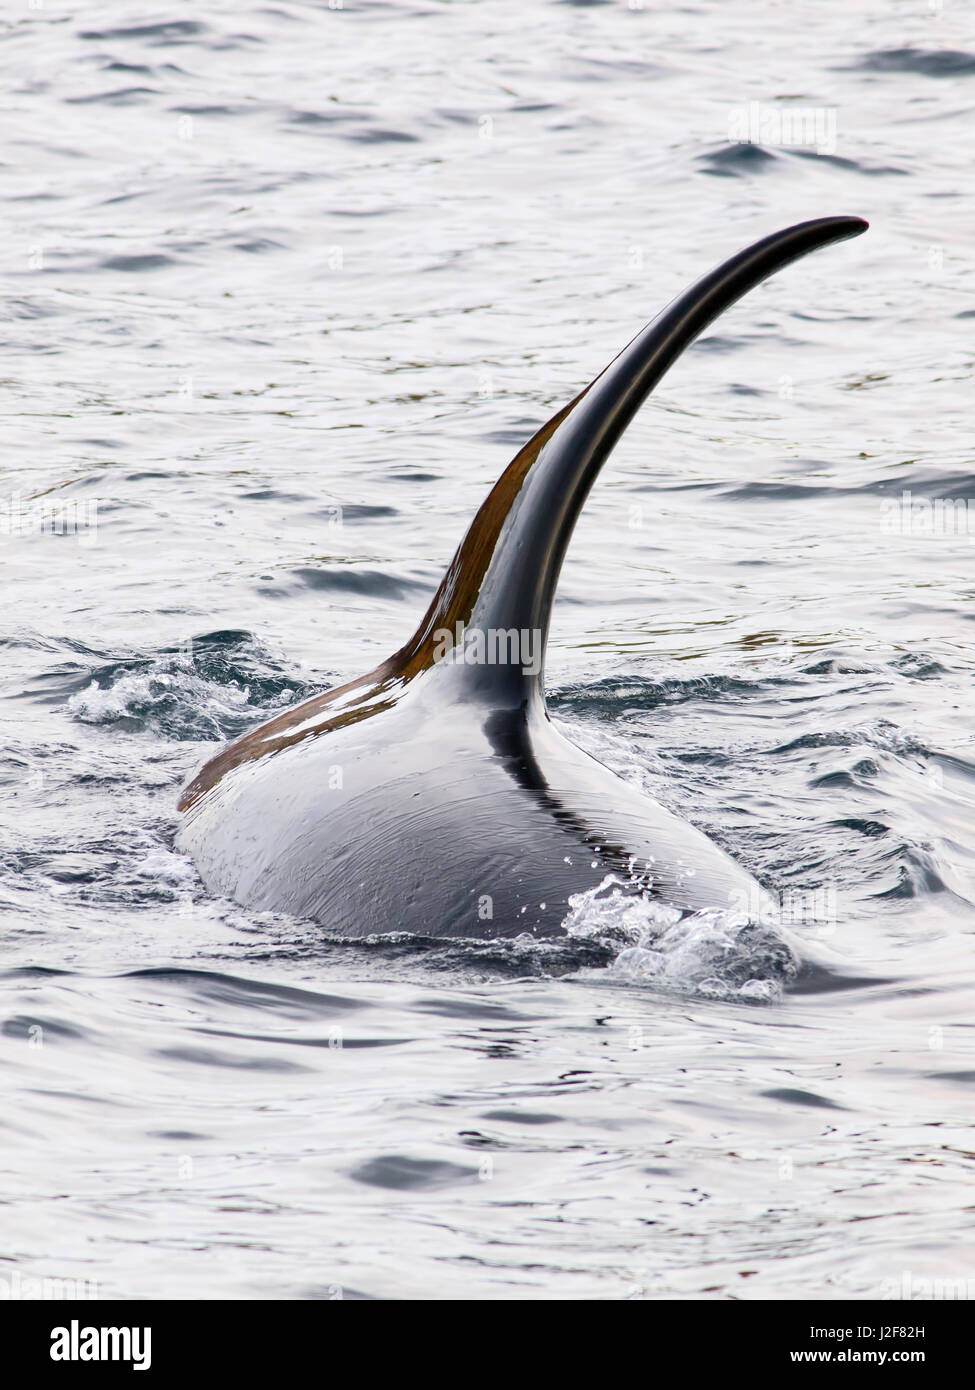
xmin=2 ymin=0 xmax=974 ymax=1299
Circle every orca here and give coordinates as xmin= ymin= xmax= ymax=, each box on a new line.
xmin=177 ymin=217 xmax=868 ymax=984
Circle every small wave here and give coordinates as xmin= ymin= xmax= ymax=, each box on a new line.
xmin=99 ymin=253 xmax=179 ymax=272
xmin=99 ymin=60 xmax=154 ymax=75
xmin=5 ymin=298 xmax=58 ymax=320
xmin=286 ymin=109 xmax=347 ymax=127
xmin=343 ymin=128 xmax=421 ymax=145
xmin=789 ymin=149 xmax=909 ymax=176
xmin=722 ymin=479 xmax=846 ymax=501
xmin=871 ymin=844 xmax=956 ymax=901
xmin=66 ymin=631 xmax=318 ymax=740
xmin=78 ymin=21 xmax=210 ymax=44
xmin=349 ymin=1154 xmax=478 ymax=1191
xmin=65 ymin=88 xmax=161 ymax=106
xmin=287 ymin=566 xmax=425 ymax=598
xmin=551 ymin=671 xmax=771 ymax=716
xmin=696 ymin=143 xmax=779 ymax=177
xmin=854 ymin=48 xmax=975 ymax=77
xmin=692 ymin=334 xmax=748 ymax=355
xmin=769 ymin=720 xmax=930 ymax=758
xmin=127 ymin=966 xmax=368 ymax=1021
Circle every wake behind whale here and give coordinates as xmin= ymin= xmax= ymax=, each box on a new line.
xmin=177 ymin=217 xmax=869 ymax=989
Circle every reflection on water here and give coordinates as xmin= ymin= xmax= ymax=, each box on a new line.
xmin=1 ymin=0 xmax=974 ymax=1299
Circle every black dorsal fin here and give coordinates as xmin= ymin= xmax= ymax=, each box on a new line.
xmin=391 ymin=216 xmax=867 ymax=704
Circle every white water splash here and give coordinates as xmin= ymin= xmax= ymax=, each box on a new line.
xmin=563 ymin=876 xmax=796 ymax=1002
xmin=67 ymin=663 xmax=296 ymax=740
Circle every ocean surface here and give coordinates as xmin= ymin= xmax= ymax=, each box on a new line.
xmin=2 ymin=0 xmax=975 ymax=1300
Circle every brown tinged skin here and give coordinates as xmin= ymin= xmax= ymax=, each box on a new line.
xmin=177 ymin=396 xmax=579 ymax=810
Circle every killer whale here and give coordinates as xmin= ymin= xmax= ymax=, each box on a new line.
xmin=177 ymin=217 xmax=868 ymax=982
